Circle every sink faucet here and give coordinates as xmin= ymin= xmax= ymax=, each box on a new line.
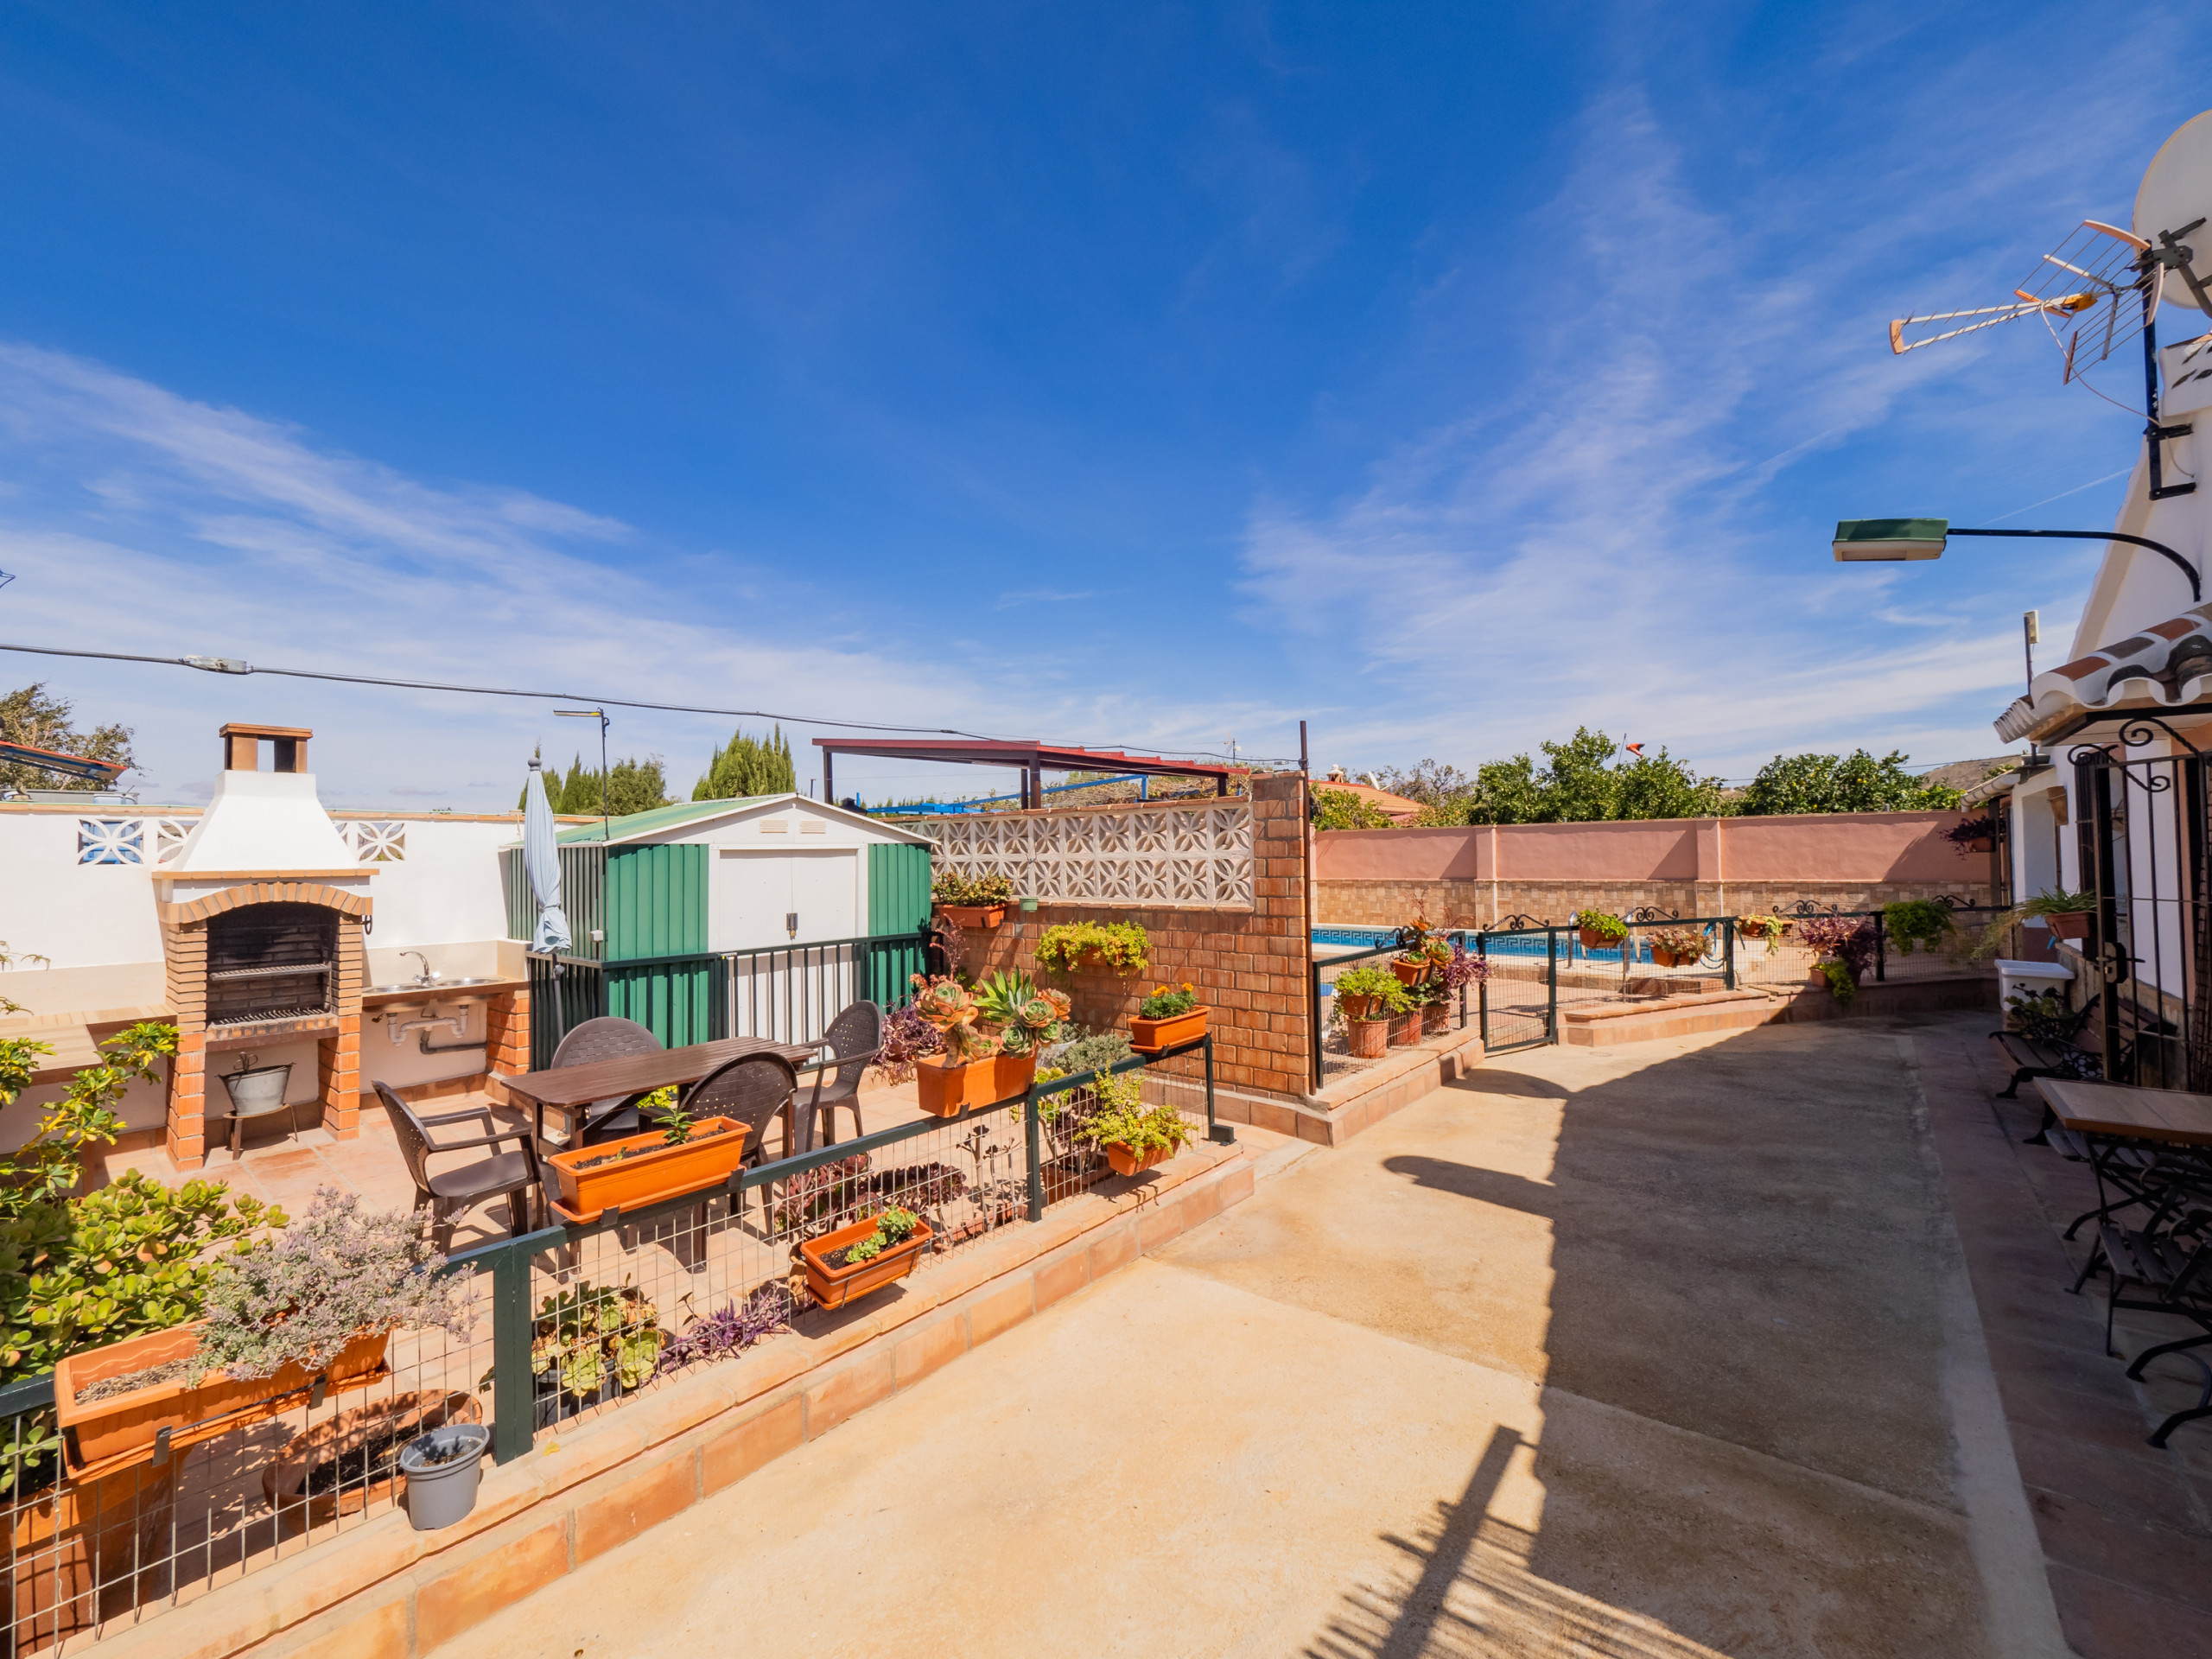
xmin=400 ymin=950 xmax=435 ymax=986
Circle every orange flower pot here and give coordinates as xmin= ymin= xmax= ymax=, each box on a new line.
xmin=1420 ymin=1000 xmax=1451 ymax=1036
xmin=1578 ymin=926 xmax=1620 ymax=951
xmin=2046 ymin=911 xmax=2092 ymax=941
xmin=1103 ymin=1140 xmax=1178 ymax=1177
xmin=1389 ymin=957 xmax=1431 ymax=988
xmin=938 ymin=905 xmax=1005 ymax=928
xmin=801 ymin=1213 xmax=934 ymax=1310
xmin=548 ymin=1116 xmax=748 ymax=1224
xmin=914 ymin=1052 xmax=1036 ymax=1116
xmin=54 ymin=1322 xmax=391 ymax=1476
xmin=1346 ymin=1017 xmax=1389 ymax=1058
xmin=1128 ymin=1006 xmax=1209 ymax=1052
xmin=1386 ymin=1010 xmax=1423 ymax=1047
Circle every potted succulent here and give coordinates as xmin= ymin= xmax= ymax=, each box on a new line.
xmin=1331 ymin=964 xmax=1409 ymax=1058
xmin=529 ymin=1280 xmax=664 ymax=1428
xmin=933 ymin=871 xmax=1013 ymax=929
xmin=1035 ymin=920 xmax=1151 ymax=977
xmin=908 ymin=972 xmax=1067 ymax=1116
xmin=2024 ymin=888 xmax=2097 ymax=941
xmin=800 ymin=1206 xmax=932 ymax=1310
xmin=545 ymin=1096 xmax=749 ymax=1224
xmin=1077 ymin=1072 xmax=1191 ymax=1177
xmin=261 ymin=1389 xmax=480 ymax=1534
xmin=1649 ymin=926 xmax=1707 ymax=969
xmin=1573 ymin=909 xmax=1627 ymax=952
xmin=1128 ymin=981 xmax=1208 ymax=1052
xmin=1944 ymin=814 xmax=1998 ymax=856
xmin=54 ymin=1187 xmax=477 ymax=1475
xmin=1389 ymin=915 xmax=1447 ymax=987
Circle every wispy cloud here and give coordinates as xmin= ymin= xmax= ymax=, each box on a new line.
xmin=995 ymin=588 xmax=1098 ymax=608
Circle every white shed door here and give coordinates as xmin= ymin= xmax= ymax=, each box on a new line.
xmin=711 ymin=849 xmax=860 ymax=950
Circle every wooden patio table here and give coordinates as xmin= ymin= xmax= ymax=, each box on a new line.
xmin=503 ymin=1036 xmax=819 ymax=1158
xmin=2039 ymin=1078 xmax=2212 ymax=1148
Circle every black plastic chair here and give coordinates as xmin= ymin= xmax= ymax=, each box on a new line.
xmin=549 ymin=1015 xmax=664 ymax=1148
xmin=681 ymin=1055 xmax=800 ymax=1232
xmin=798 ymin=1001 xmax=883 ymax=1147
xmin=375 ymin=1080 xmax=542 ymax=1249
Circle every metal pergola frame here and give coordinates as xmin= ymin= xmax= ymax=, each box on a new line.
xmin=813 ymin=738 xmax=1233 ymax=810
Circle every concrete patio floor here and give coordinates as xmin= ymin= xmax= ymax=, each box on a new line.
xmin=424 ymin=1011 xmax=2210 ymax=1658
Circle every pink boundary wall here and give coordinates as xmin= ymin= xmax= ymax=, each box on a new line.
xmin=1315 ymin=811 xmax=1972 ymax=885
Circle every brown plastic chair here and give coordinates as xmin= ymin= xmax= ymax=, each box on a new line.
xmin=375 ymin=1081 xmax=542 ymax=1249
xmin=548 ymin=1015 xmax=663 ymax=1148
xmin=798 ymin=1001 xmax=882 ymax=1147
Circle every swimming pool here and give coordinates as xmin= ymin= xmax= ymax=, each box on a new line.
xmin=1309 ymin=925 xmax=1709 ymax=989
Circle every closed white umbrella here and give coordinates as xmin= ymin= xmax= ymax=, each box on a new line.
xmin=523 ymin=759 xmax=572 ymax=954
xmin=523 ymin=759 xmax=572 ymax=1056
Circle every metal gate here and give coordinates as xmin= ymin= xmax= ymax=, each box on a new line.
xmin=1475 ymin=921 xmax=1559 ymax=1055
xmin=2071 ymin=718 xmax=2212 ymax=1090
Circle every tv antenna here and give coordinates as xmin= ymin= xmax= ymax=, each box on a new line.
xmin=1888 ymin=108 xmax=2212 ymax=501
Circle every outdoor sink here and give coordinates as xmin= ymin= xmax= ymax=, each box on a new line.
xmin=364 ymin=984 xmax=426 ymax=995
xmin=363 ymin=977 xmax=503 ymax=995
xmin=429 ymin=976 xmax=502 ymax=988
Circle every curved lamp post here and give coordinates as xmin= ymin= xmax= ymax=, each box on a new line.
xmin=1832 ymin=518 xmax=2202 ymax=603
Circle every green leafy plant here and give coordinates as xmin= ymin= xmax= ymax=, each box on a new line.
xmin=1033 ymin=920 xmax=1151 ymax=977
xmin=1331 ymin=966 xmax=1414 ymax=1021
xmin=837 ymin=1205 xmax=921 ymax=1268
xmin=1050 ymin=1028 xmax=1134 ymax=1077
xmin=1572 ymin=909 xmax=1627 ymax=943
xmin=1648 ymin=926 xmax=1707 ymax=963
xmin=1969 ymin=889 xmax=2100 ymax=958
xmin=1312 ymin=788 xmax=1393 ymax=830
xmin=932 ymin=871 xmax=1014 ymax=908
xmin=527 ymin=1281 xmax=664 ymax=1401
xmin=1881 ymin=899 xmax=1956 ymax=957
xmin=1138 ymin=982 xmax=1200 ymax=1020
xmin=1076 ymin=1071 xmax=1190 ymax=1160
xmin=1736 ymin=914 xmax=1789 ymax=942
xmin=1817 ymin=960 xmax=1858 ymax=1005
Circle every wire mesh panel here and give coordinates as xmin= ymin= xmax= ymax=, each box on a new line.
xmin=1476 ymin=927 xmax=1558 ymax=1054
xmin=4 ymin=1308 xmax=495 ymax=1654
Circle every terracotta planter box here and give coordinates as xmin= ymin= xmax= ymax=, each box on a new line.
xmin=915 ymin=1052 xmax=1036 ymax=1116
xmin=1578 ymin=926 xmax=1621 ymax=951
xmin=801 ymin=1212 xmax=935 ymax=1311
xmin=8 ymin=1459 xmax=178 ymax=1651
xmin=54 ymin=1322 xmax=391 ymax=1477
xmin=1336 ymin=991 xmax=1376 ymax=1021
xmin=2046 ymin=911 xmax=2093 ymax=941
xmin=261 ymin=1389 xmax=480 ymax=1534
xmin=1963 ymin=836 xmax=1994 ymax=854
xmin=1103 ymin=1139 xmax=1178 ymax=1177
xmin=1346 ymin=1017 xmax=1389 ymax=1058
xmin=1128 ymin=1006 xmax=1209 ymax=1052
xmin=1420 ymin=1001 xmax=1451 ymax=1036
xmin=547 ymin=1116 xmax=748 ymax=1224
xmin=1386 ymin=1010 xmax=1423 ymax=1047
xmin=1654 ymin=948 xmax=1697 ymax=969
xmin=938 ymin=905 xmax=1005 ymax=928
xmin=1389 ymin=958 xmax=1431 ymax=988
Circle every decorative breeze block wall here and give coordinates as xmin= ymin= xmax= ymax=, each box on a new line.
xmin=916 ymin=798 xmax=1254 ymax=910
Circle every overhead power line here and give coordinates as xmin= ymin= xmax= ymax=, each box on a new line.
xmin=0 ymin=639 xmax=1282 ymax=764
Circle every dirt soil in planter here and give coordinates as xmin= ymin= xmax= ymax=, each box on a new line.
xmin=73 ymin=1357 xmax=196 ymax=1405
xmin=571 ymin=1124 xmax=737 ymax=1172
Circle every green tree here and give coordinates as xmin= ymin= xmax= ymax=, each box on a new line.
xmin=0 ymin=683 xmax=136 ymax=794
xmin=1455 ymin=728 xmax=1726 ymax=824
xmin=1312 ymin=787 xmax=1393 ymax=830
xmin=694 ymin=724 xmax=796 ymax=800
xmin=1738 ymin=750 xmax=1963 ymax=816
xmin=539 ymin=753 xmax=671 ymax=817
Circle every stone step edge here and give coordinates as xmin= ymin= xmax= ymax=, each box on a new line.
xmin=1560 ymin=988 xmax=1769 ymax=1024
xmin=96 ymin=1152 xmax=1258 ymax=1659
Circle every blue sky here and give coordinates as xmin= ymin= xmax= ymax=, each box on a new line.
xmin=0 ymin=3 xmax=2206 ymax=808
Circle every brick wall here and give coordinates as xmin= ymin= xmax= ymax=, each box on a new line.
xmin=1317 ymin=875 xmax=1995 ymax=929
xmin=949 ymin=773 xmax=1313 ymax=1099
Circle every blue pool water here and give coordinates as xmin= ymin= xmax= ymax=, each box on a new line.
xmin=1310 ymin=925 xmax=1717 ymax=990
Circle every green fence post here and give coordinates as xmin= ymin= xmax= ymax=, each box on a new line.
xmin=1723 ymin=919 xmax=1737 ymax=991
xmin=1205 ymin=1032 xmax=1233 ymax=1144
xmin=1025 ymin=1083 xmax=1045 ymax=1222
xmin=1545 ymin=928 xmax=1559 ymax=1044
xmin=491 ymin=1236 xmax=536 ymax=1465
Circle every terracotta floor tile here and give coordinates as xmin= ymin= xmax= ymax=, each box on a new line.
xmin=2013 ymin=1421 xmax=2201 ymax=1523
xmin=2046 ymin=1562 xmax=2212 ymax=1659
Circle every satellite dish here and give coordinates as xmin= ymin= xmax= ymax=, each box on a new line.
xmin=2136 ymin=109 xmax=2212 ymax=316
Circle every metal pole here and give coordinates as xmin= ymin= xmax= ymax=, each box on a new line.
xmin=1024 ymin=1082 xmax=1044 ymax=1222
xmin=1299 ymin=719 xmax=1308 ymax=775
xmin=1874 ymin=912 xmax=1887 ymax=982
xmin=1948 ymin=528 xmax=2200 ymax=601
xmin=1545 ymin=928 xmax=1559 ymax=1045
xmin=1309 ymin=959 xmax=1325 ymax=1091
xmin=490 ymin=1236 xmax=537 ymax=1464
xmin=1205 ymin=1033 xmax=1231 ymax=1144
xmin=1723 ymin=921 xmax=1736 ymax=991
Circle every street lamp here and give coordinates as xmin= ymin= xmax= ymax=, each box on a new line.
xmin=1832 ymin=518 xmax=2202 ymax=602
xmin=556 ymin=707 xmax=612 ymax=841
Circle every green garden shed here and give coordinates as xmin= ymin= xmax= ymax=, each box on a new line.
xmin=499 ymin=795 xmax=934 ymax=1066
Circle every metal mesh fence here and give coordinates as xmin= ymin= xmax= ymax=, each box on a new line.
xmin=3 ymin=1040 xmax=1219 ymax=1652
